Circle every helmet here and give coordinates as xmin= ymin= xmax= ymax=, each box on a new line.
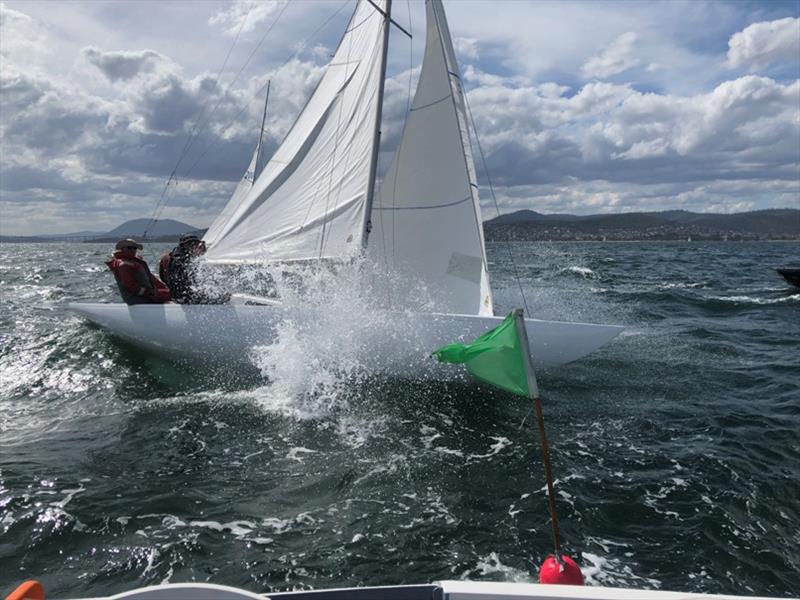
xmin=115 ymin=238 xmax=143 ymax=250
xmin=179 ymin=233 xmax=201 ymax=246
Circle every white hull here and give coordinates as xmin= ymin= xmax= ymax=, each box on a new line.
xmin=67 ymin=302 xmax=622 ymax=375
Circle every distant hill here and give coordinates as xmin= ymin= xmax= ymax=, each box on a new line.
xmin=106 ymin=218 xmax=199 ymax=238
xmin=1 ymin=219 xmax=203 ymax=244
xmin=484 ymin=209 xmax=800 ymax=241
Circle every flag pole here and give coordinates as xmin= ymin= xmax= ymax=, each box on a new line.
xmin=512 ymin=308 xmax=563 ymax=562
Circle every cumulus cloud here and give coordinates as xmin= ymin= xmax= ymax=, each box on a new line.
xmin=466 ymin=75 xmax=799 ymax=190
xmin=581 ymin=32 xmax=640 ymax=79
xmin=82 ymin=47 xmax=165 ymax=82
xmin=727 ymin=17 xmax=800 ymax=70
xmin=209 ymin=0 xmax=288 ymax=36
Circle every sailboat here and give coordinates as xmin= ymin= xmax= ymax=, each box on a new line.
xmin=69 ymin=0 xmax=623 ymax=374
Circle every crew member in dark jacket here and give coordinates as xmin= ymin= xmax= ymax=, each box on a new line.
xmin=161 ymin=234 xmax=229 ymax=304
xmin=107 ymin=239 xmax=171 ymax=304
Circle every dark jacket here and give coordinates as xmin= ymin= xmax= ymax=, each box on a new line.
xmin=106 ymin=251 xmax=171 ymax=305
xmin=163 ymin=245 xmax=229 ymax=305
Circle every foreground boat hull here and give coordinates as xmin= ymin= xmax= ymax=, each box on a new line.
xmin=67 ymin=302 xmax=623 ymax=374
xmin=64 ymin=579 xmax=785 ymax=600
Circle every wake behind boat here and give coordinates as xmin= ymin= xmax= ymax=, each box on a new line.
xmin=69 ymin=0 xmax=622 ymax=370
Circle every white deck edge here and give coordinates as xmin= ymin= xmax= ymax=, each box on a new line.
xmin=438 ymin=580 xmax=792 ymax=600
xmin=67 ymin=580 xmax=795 ymax=600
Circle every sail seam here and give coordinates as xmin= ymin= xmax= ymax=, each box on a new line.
xmin=345 ymin=10 xmax=377 ymax=33
xmin=373 ymin=196 xmax=471 ymax=210
xmin=409 ymin=95 xmax=450 ymax=112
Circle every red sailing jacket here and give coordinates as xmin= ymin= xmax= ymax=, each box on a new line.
xmin=159 ymin=251 xmax=172 ymax=286
xmin=106 ymin=251 xmax=171 ymax=305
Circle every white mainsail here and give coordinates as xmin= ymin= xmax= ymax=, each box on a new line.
xmin=204 ymin=0 xmax=388 ymax=264
xmin=366 ymin=0 xmax=493 ymax=316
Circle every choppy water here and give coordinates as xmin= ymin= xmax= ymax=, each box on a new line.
xmin=1 ymin=241 xmax=798 ymax=598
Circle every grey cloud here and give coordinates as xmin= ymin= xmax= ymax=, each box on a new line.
xmin=3 ymin=90 xmax=109 ymax=155
xmin=0 ymin=70 xmax=47 ymax=116
xmin=82 ymin=46 xmax=165 ymax=82
xmin=0 ymin=164 xmax=83 ymax=193
xmin=136 ymin=73 xmax=211 ymax=133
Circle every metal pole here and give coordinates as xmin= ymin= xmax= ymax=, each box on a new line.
xmin=513 ymin=309 xmax=562 ymax=561
xmin=361 ymin=0 xmax=392 ymax=251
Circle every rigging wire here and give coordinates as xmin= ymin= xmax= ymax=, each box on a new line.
xmin=462 ymin=84 xmax=531 ymax=316
xmin=144 ymin=0 xmax=292 ymax=239
xmin=174 ymin=0 xmax=354 ymax=190
xmin=143 ymin=3 xmax=254 ymax=241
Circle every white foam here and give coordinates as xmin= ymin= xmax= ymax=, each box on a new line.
xmin=464 ymin=552 xmax=532 ymax=582
xmin=712 ymin=294 xmax=799 ymax=305
xmin=286 ymin=447 xmax=318 ymax=462
xmin=241 ymin=260 xmax=409 ymax=422
xmin=468 ymin=436 xmax=513 ymax=461
xmin=560 ymin=266 xmax=596 ymax=278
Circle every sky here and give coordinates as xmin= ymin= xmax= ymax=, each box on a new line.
xmin=0 ymin=0 xmax=798 ymax=236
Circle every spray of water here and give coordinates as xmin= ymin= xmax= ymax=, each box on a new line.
xmin=191 ymin=257 xmax=435 ymax=422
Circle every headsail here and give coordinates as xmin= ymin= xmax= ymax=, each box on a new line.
xmin=205 ymin=1 xmax=388 ymax=264
xmin=367 ymin=0 xmax=493 ymax=316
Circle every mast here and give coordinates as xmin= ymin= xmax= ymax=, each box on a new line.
xmin=361 ymin=0 xmax=392 ymax=251
xmin=254 ymin=80 xmax=271 ymax=182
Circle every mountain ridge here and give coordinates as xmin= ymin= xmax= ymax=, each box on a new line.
xmin=3 ymin=210 xmax=799 ymax=243
xmin=1 ymin=219 xmax=203 ymax=243
xmin=483 ymin=208 xmax=800 ymax=241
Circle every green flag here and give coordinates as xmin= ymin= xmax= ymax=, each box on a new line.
xmin=432 ymin=311 xmax=530 ymax=397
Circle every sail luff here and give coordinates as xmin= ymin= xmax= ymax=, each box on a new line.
xmin=429 ymin=0 xmax=493 ymax=312
xmin=254 ymin=80 xmax=271 ymax=181
xmin=361 ymin=0 xmax=393 ymax=251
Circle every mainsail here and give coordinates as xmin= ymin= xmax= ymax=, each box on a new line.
xmin=204 ymin=0 xmax=388 ymax=264
xmin=366 ymin=0 xmax=493 ymax=316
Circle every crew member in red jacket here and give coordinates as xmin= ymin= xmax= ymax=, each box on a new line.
xmin=106 ymin=239 xmax=171 ymax=304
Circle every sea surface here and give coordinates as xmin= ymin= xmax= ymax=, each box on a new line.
xmin=1 ymin=241 xmax=798 ymax=598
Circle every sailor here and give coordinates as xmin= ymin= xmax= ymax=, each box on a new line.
xmin=163 ymin=234 xmax=229 ymax=304
xmin=106 ymin=239 xmax=171 ymax=305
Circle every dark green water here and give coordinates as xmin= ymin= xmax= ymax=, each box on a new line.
xmin=1 ymin=242 xmax=798 ymax=598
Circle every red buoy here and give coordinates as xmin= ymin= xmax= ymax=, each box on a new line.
xmin=539 ymin=554 xmax=584 ymax=586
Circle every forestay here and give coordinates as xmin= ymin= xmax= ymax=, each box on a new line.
xmin=367 ymin=0 xmax=493 ymax=316
xmin=204 ymin=1 xmax=387 ymax=264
